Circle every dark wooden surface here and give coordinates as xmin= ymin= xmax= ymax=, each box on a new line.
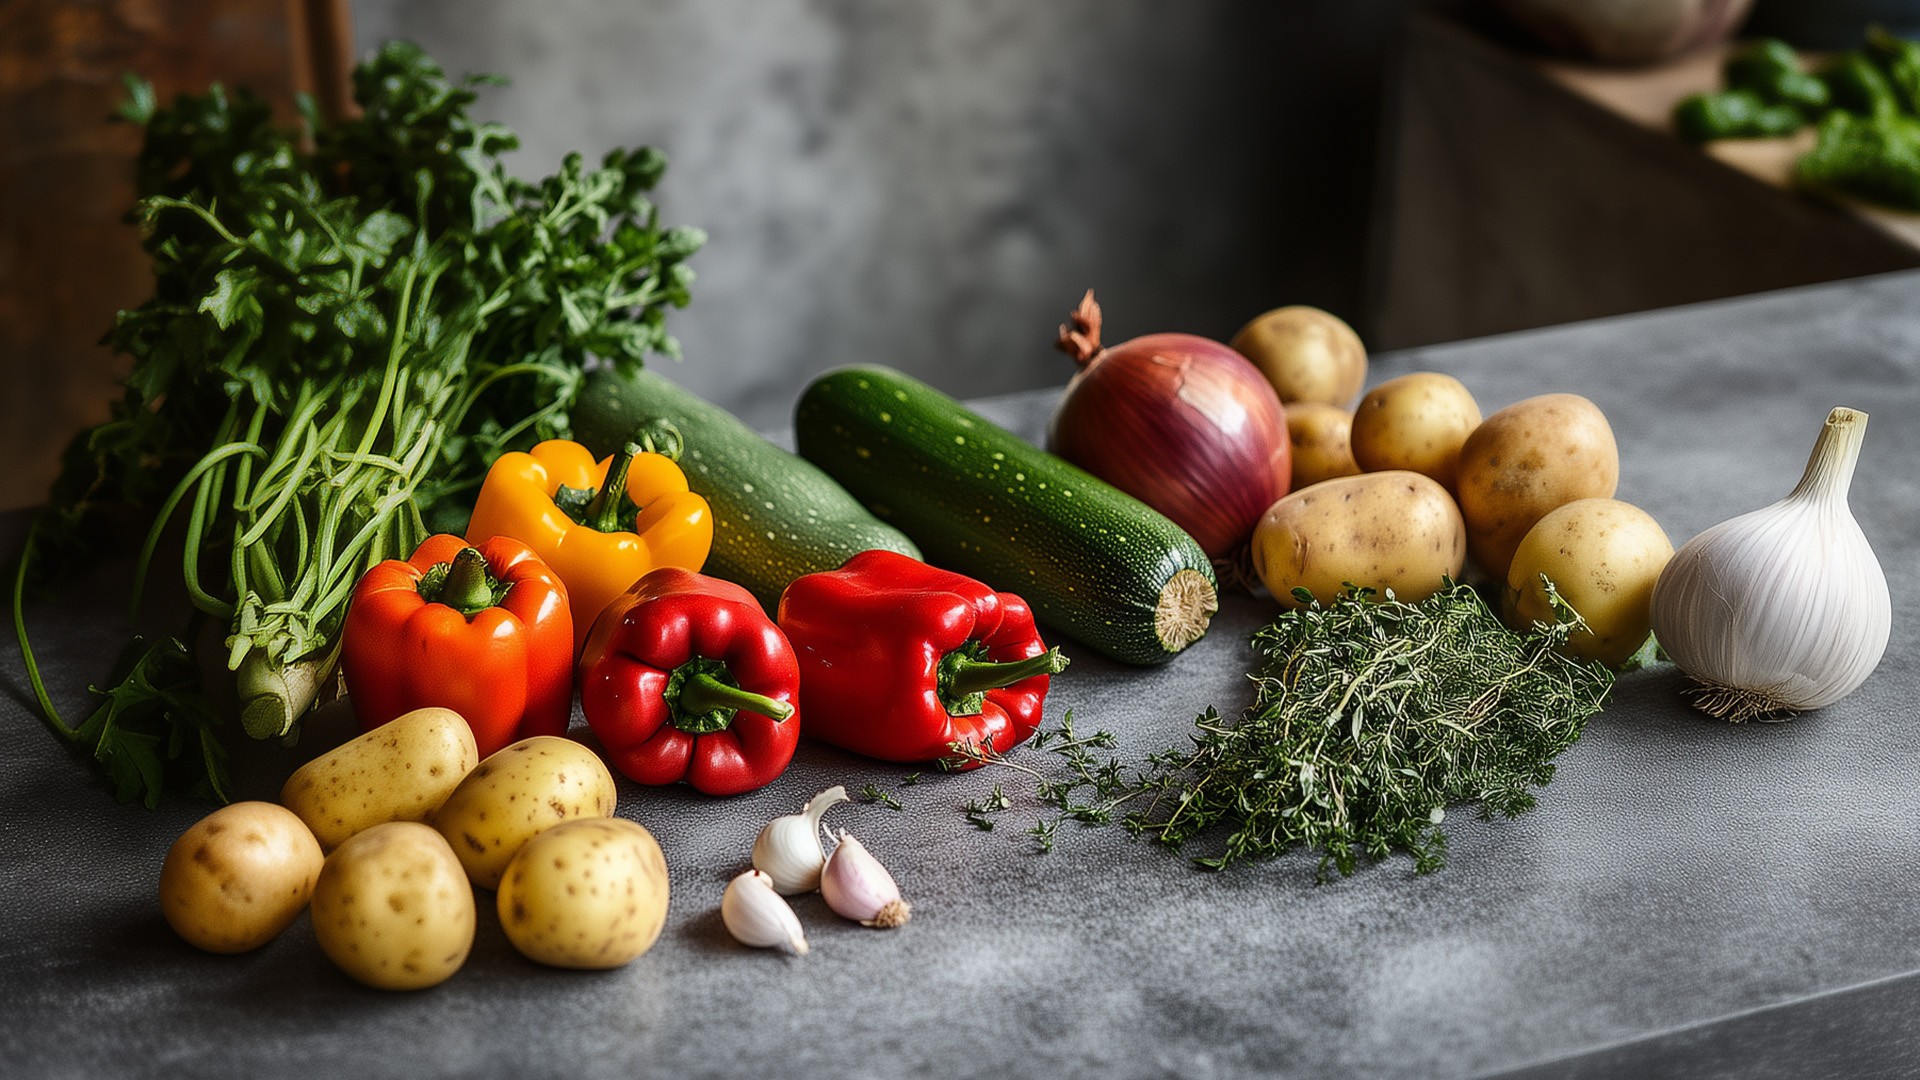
xmin=1370 ymin=13 xmax=1920 ymax=350
xmin=0 ymin=0 xmax=317 ymax=513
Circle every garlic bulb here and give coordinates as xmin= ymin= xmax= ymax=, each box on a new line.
xmin=752 ymin=785 xmax=849 ymax=895
xmin=721 ymin=870 xmax=809 ymax=955
xmin=1650 ymin=407 xmax=1891 ymax=722
xmin=820 ymin=831 xmax=911 ymax=928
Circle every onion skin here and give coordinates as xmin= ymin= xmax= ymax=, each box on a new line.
xmin=1047 ymin=294 xmax=1290 ymax=559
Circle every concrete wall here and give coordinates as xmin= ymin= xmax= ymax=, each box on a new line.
xmin=355 ymin=0 xmax=1407 ymax=428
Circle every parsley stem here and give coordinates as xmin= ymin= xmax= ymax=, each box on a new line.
xmin=10 ymin=522 xmax=75 ymax=741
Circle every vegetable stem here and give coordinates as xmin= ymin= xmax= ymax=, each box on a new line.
xmin=587 ymin=442 xmax=641 ymax=534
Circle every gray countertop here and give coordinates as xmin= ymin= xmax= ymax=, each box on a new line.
xmin=6 ymin=271 xmax=1920 ymax=1079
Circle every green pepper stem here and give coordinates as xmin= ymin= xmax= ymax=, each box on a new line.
xmin=945 ymin=647 xmax=1070 ymax=696
xmin=586 ymin=442 xmax=641 ymax=533
xmin=674 ymin=672 xmax=794 ymax=731
xmin=432 ymin=547 xmax=498 ymax=617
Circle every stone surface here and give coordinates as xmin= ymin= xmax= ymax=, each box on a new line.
xmin=6 ymin=270 xmax=1920 ymax=1077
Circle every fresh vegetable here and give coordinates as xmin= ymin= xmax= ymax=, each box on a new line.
xmin=1800 ymin=110 xmax=1920 ymax=210
xmin=430 ymin=736 xmax=618 ymax=890
xmin=1048 ymin=291 xmax=1291 ymax=559
xmin=1504 ymin=498 xmax=1674 ymax=668
xmin=465 ymin=431 xmax=711 ymax=649
xmin=340 ymin=536 xmax=573 ymax=757
xmin=12 ymin=42 xmax=703 ymax=805
xmin=1650 ymin=407 xmax=1890 ymax=721
xmin=722 ymin=870 xmax=810 ymax=955
xmin=1673 ymin=39 xmax=1827 ymax=142
xmin=1673 ymin=90 xmax=1806 ymax=142
xmin=1455 ymin=393 xmax=1620 ymax=580
xmin=777 ymin=550 xmax=1068 ymax=763
xmin=794 ymin=365 xmax=1218 ymax=666
xmin=569 ymin=365 xmax=921 ymax=609
xmin=1138 ymin=582 xmax=1609 ymax=874
xmin=1670 ymin=30 xmax=1920 ymax=211
xmin=752 ymin=785 xmax=851 ymax=895
xmin=279 ymin=706 xmax=480 ymax=852
xmin=1228 ymin=305 xmax=1369 ymax=407
xmin=820 ymin=831 xmax=911 ymax=928
xmin=1250 ymin=471 xmax=1467 ymax=608
xmin=497 ymin=817 xmax=670 ymax=969
xmin=579 ymin=568 xmax=801 ymax=796
xmin=158 ymin=801 xmax=323 ymax=953
xmin=311 ymin=822 xmax=475 ymax=991
xmin=1349 ymin=372 xmax=1483 ymax=491
xmin=1284 ymin=402 xmax=1362 ymax=490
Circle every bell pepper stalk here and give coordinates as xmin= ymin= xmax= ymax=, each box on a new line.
xmin=579 ymin=567 xmax=802 ymax=796
xmin=465 ymin=422 xmax=712 ymax=652
xmin=776 ymin=549 xmax=1069 ymax=764
xmin=341 ymin=533 xmax=574 ymax=758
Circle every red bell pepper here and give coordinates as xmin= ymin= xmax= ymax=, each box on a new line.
xmin=342 ymin=533 xmax=574 ymax=758
xmin=776 ymin=549 xmax=1069 ymax=763
xmin=579 ymin=567 xmax=801 ymax=796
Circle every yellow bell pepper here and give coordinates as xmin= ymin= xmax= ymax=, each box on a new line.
xmin=466 ymin=426 xmax=712 ymax=651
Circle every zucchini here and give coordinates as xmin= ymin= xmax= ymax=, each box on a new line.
xmin=570 ymin=366 xmax=920 ymax=608
xmin=794 ymin=365 xmax=1217 ymax=665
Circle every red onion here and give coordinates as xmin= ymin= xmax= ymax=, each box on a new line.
xmin=1047 ymin=291 xmax=1291 ymax=559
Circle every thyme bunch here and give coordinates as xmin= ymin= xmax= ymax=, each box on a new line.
xmin=957 ymin=582 xmax=1613 ymax=876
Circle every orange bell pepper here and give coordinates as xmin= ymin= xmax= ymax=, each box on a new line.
xmin=466 ymin=424 xmax=712 ymax=650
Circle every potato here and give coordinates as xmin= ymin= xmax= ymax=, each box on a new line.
xmin=497 ymin=817 xmax=669 ymax=969
xmin=311 ymin=822 xmax=474 ymax=990
xmin=1229 ymin=305 xmax=1368 ymax=407
xmin=158 ymin=801 xmax=323 ymax=954
xmin=1285 ymin=402 xmax=1362 ymax=490
xmin=1455 ymin=393 xmax=1620 ymax=581
xmin=1251 ymin=470 xmax=1467 ymax=608
xmin=1504 ymin=498 xmax=1674 ymax=667
xmin=433 ymin=736 xmax=619 ymax=890
xmin=280 ymin=706 xmax=479 ymax=852
xmin=1349 ymin=372 xmax=1483 ymax=490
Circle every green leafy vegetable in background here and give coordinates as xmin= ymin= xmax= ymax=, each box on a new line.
xmin=11 ymin=41 xmax=702 ymax=806
xmin=1673 ymin=28 xmax=1920 ymax=210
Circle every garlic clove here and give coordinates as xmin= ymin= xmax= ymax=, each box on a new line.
xmin=820 ymin=830 xmax=911 ymax=929
xmin=752 ymin=785 xmax=849 ymax=895
xmin=721 ymin=870 xmax=810 ymax=955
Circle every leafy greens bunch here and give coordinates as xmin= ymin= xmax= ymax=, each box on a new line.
xmin=1674 ymin=29 xmax=1920 ymax=210
xmin=12 ymin=41 xmax=703 ymax=806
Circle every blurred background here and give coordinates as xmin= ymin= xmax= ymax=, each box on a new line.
xmin=7 ymin=0 xmax=1920 ymax=510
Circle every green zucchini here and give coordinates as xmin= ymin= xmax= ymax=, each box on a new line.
xmin=794 ymin=365 xmax=1217 ymax=665
xmin=570 ymin=366 xmax=920 ymax=608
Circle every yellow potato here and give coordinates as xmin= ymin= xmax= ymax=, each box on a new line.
xmin=1455 ymin=393 xmax=1620 ymax=581
xmin=1504 ymin=498 xmax=1674 ymax=667
xmin=1349 ymin=372 xmax=1483 ymax=490
xmin=1251 ymin=470 xmax=1467 ymax=608
xmin=280 ymin=706 xmax=479 ymax=852
xmin=497 ymin=817 xmax=670 ymax=969
xmin=432 ymin=736 xmax=618 ymax=890
xmin=158 ymin=801 xmax=323 ymax=954
xmin=1230 ymin=306 xmax=1368 ymax=407
xmin=1285 ymin=402 xmax=1362 ymax=490
xmin=311 ymin=822 xmax=475 ymax=991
